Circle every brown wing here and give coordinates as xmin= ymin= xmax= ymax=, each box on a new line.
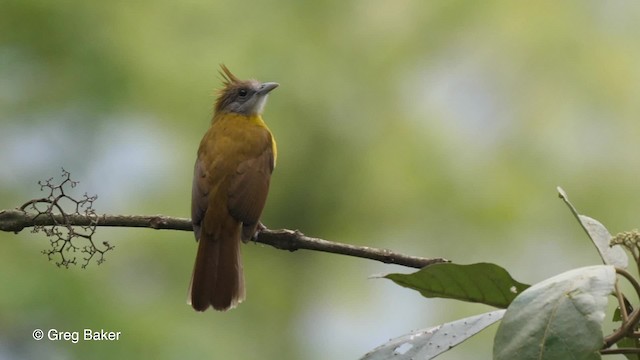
xmin=191 ymin=157 xmax=210 ymax=241
xmin=227 ymin=138 xmax=274 ymax=239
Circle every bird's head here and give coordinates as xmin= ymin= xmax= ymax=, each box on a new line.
xmin=214 ymin=65 xmax=279 ymax=116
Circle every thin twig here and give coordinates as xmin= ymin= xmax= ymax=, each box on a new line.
xmin=616 ymin=282 xmax=630 ymax=323
xmin=604 ymin=268 xmax=640 ymax=348
xmin=0 ymin=209 xmax=448 ymax=269
xmin=601 ymin=347 xmax=640 ymax=355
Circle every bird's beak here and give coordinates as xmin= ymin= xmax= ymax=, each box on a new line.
xmin=257 ymin=82 xmax=279 ymax=95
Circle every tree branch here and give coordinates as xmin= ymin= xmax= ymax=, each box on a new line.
xmin=0 ymin=209 xmax=448 ymax=269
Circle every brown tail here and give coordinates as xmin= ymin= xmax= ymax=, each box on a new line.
xmin=189 ymin=215 xmax=245 ymax=311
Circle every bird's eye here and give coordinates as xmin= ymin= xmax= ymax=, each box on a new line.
xmin=238 ymin=89 xmax=248 ymax=97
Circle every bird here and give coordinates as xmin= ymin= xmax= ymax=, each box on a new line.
xmin=189 ymin=65 xmax=278 ymax=311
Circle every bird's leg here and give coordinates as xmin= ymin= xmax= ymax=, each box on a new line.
xmin=241 ymin=221 xmax=266 ymax=244
xmin=252 ymin=222 xmax=266 ymax=243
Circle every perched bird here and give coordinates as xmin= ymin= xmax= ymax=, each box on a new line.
xmin=189 ymin=65 xmax=278 ymax=311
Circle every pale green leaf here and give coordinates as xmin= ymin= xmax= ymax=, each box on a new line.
xmin=494 ymin=265 xmax=616 ymax=360
xmin=558 ymin=186 xmax=628 ymax=268
xmin=361 ymin=310 xmax=505 ymax=360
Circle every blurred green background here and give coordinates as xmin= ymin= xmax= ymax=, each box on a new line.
xmin=2 ymin=1 xmax=640 ymax=359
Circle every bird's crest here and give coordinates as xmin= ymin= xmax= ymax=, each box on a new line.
xmin=219 ymin=64 xmax=240 ymax=87
xmin=214 ymin=64 xmax=243 ymax=113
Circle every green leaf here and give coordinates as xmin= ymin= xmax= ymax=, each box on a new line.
xmin=494 ymin=265 xmax=616 ymax=360
xmin=384 ymin=262 xmax=530 ymax=308
xmin=612 ymin=295 xmax=634 ymax=322
xmin=558 ymin=187 xmax=628 ymax=268
xmin=361 ymin=310 xmax=506 ymax=360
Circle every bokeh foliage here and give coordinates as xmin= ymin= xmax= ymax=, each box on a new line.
xmin=2 ymin=1 xmax=640 ymax=359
